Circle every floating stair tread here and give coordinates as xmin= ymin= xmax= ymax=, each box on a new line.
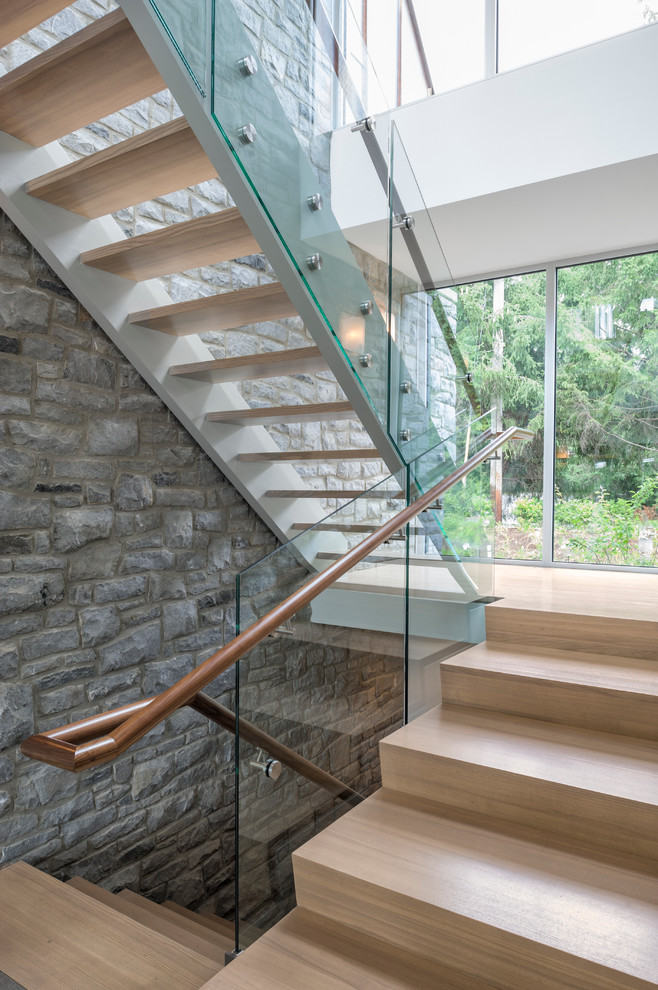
xmin=380 ymin=703 xmax=658 ymax=809
xmin=442 ymin=641 xmax=658 ymax=739
xmin=164 ymin=901 xmax=234 ymax=941
xmin=132 ymin=283 xmax=297 ymax=336
xmin=25 ymin=117 xmax=215 ymax=218
xmin=293 ymin=790 xmax=658 ymax=990
xmin=0 ymin=9 xmax=164 ymax=147
xmin=265 ymin=489 xmax=400 ymax=499
xmin=0 ymin=862 xmax=218 ymax=990
xmin=238 ymin=448 xmax=381 ymax=462
xmin=170 ymin=347 xmax=326 ymax=384
xmin=207 ymin=401 xmax=354 ymax=425
xmin=0 ymin=0 xmax=69 ymax=48
xmin=200 ymin=907 xmax=491 ymax=990
xmin=66 ymin=878 xmax=225 ymax=966
xmin=116 ymin=889 xmax=233 ymax=956
xmin=81 ymin=208 xmax=261 ymax=281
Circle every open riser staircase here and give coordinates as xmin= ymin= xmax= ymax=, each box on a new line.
xmin=0 ymin=0 xmax=403 ymax=562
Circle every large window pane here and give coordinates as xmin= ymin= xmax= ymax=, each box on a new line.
xmin=499 ymin=0 xmax=654 ymax=73
xmin=434 ymin=272 xmax=546 ymax=561
xmin=555 ymin=253 xmax=658 ymax=566
xmin=412 ymin=0 xmax=486 ymax=95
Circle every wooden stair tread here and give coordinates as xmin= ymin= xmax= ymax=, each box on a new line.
xmin=380 ymin=704 xmax=658 ymax=807
xmin=132 ymin=282 xmax=297 ymax=336
xmin=200 ymin=907 xmax=490 ymax=990
xmin=0 ymin=862 xmax=218 ymax=990
xmin=0 ymin=9 xmax=164 ymax=147
xmin=170 ymin=346 xmax=325 ymax=383
xmin=164 ymin=901 xmax=234 ymax=941
xmin=442 ymin=641 xmax=658 ymax=740
xmin=265 ymin=489 xmax=403 ymax=498
xmin=25 ymin=117 xmax=215 ymax=218
xmin=293 ymin=789 xmax=658 ymax=990
xmin=206 ymin=401 xmax=354 ymax=425
xmin=486 ymin=601 xmax=658 ymax=662
xmin=117 ymin=890 xmax=233 ymax=954
xmin=66 ymin=878 xmax=226 ymax=966
xmin=80 ymin=208 xmax=260 ymax=281
xmin=238 ymin=448 xmax=381 ymax=462
xmin=0 ymin=0 xmax=69 ymax=48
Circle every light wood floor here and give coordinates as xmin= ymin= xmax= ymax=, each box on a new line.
xmin=494 ymin=564 xmax=658 ymax=621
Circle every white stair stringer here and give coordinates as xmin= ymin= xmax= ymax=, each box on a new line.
xmin=0 ymin=128 xmax=346 ymax=559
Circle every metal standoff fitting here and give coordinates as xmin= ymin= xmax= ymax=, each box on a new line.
xmin=400 ymin=380 xmax=412 ymax=394
xmin=359 ymin=353 xmax=373 ymax=368
xmin=393 ymin=215 xmax=415 ymax=231
xmin=249 ymin=758 xmax=282 ymax=780
xmin=238 ymin=55 xmax=258 ymax=76
xmin=307 ymin=193 xmax=323 ymax=212
xmin=306 ymin=253 xmax=323 ymax=271
xmin=360 ymin=300 xmax=373 ymax=316
xmin=399 ymin=429 xmax=412 ymax=442
xmin=351 ymin=116 xmax=376 ymax=133
xmin=238 ymin=123 xmax=257 ymax=144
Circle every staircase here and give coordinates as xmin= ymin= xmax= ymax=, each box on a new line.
xmin=0 ymin=0 xmax=395 ymax=552
xmin=0 ymin=861 xmax=231 ymax=989
xmin=205 ymin=594 xmax=658 ymax=990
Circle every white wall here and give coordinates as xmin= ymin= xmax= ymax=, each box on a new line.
xmin=332 ymin=22 xmax=658 ymax=282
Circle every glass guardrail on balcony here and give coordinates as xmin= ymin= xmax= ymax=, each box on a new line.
xmin=147 ymin=0 xmax=457 ymax=463
xmin=232 ymin=410 xmax=496 ymax=946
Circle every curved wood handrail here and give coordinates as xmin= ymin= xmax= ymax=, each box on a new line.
xmin=21 ymin=426 xmax=532 ymax=773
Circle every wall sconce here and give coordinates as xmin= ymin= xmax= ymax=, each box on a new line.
xmin=340 ymin=315 xmax=366 ymax=353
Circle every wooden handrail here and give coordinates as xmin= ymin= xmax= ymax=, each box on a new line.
xmin=21 ymin=426 xmax=532 ymax=773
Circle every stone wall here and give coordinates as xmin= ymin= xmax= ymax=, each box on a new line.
xmin=0 ymin=209 xmax=279 ymax=911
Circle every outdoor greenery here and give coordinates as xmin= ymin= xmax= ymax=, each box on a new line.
xmin=433 ymin=251 xmax=658 ymax=566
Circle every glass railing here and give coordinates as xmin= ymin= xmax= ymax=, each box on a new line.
xmin=233 ymin=412 xmax=496 ymax=946
xmin=147 ymin=0 xmax=456 ymax=463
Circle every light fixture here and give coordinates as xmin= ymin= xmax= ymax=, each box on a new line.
xmin=340 ymin=315 xmax=366 ymax=353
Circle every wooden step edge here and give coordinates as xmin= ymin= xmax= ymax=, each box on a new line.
xmin=25 ymin=118 xmax=215 ymax=218
xmin=164 ymin=901 xmax=235 ymax=942
xmin=265 ymin=489 xmax=380 ymax=499
xmin=168 ymin=347 xmax=325 ymax=381
xmin=2 ymin=864 xmax=219 ymax=990
xmin=440 ymin=651 xmax=658 ymax=741
xmin=80 ymin=208 xmax=261 ymax=281
xmin=0 ymin=9 xmax=165 ymax=147
xmin=206 ymin=401 xmax=354 ymax=425
xmin=130 ymin=282 xmax=297 ymax=335
xmin=0 ymin=0 xmax=69 ymax=49
xmin=292 ymin=791 xmax=658 ymax=990
xmin=66 ymin=878 xmax=225 ymax=967
xmin=237 ymin=448 xmax=382 ymax=462
xmin=196 ymin=907 xmax=492 ymax=990
xmin=117 ymin=890 xmax=233 ymax=954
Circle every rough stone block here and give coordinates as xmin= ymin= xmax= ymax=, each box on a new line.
xmin=0 ymin=572 xmax=64 ymax=615
xmin=98 ymin=622 xmax=161 ymax=673
xmin=163 ymin=509 xmax=193 ymax=548
xmin=0 ymin=682 xmax=34 ymax=748
xmin=0 ymin=490 xmax=50 ymax=529
xmin=0 ymin=356 xmax=31 ymax=394
xmin=8 ymin=419 xmax=82 ymax=454
xmin=22 ymin=626 xmax=80 ymax=661
xmin=94 ymin=576 xmax=146 ymax=604
xmin=162 ymin=599 xmax=198 ymax=640
xmin=0 ymin=284 xmax=50 ymax=333
xmin=87 ymin=418 xmax=138 ymax=455
xmin=115 ymin=474 xmax=153 ymax=511
xmin=120 ymin=549 xmax=175 ymax=573
xmin=0 ymin=447 xmax=35 ymax=489
xmin=53 ymin=507 xmax=114 ymax=552
xmin=68 ymin=544 xmax=120 ymax=582
xmin=80 ymin=605 xmax=121 ymax=646
xmin=63 ymin=349 xmax=116 ymax=390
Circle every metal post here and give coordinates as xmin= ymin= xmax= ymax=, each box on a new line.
xmin=542 ymin=265 xmax=558 ymax=565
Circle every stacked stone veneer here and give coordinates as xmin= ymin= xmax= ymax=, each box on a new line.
xmin=0 ymin=211 xmax=404 ymax=916
xmin=0 ymin=209 xmax=279 ymax=910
